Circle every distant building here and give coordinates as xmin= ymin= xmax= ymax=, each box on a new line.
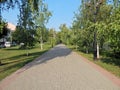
xmin=0 ymin=22 xmax=16 ymax=46
xmin=7 ymin=23 xmax=16 ymax=32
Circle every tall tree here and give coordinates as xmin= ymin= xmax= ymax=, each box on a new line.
xmin=72 ymin=0 xmax=113 ymax=60
xmin=34 ymin=0 xmax=52 ymax=50
xmin=107 ymin=5 xmax=120 ymax=58
xmin=59 ymin=24 xmax=70 ymax=45
xmin=49 ymin=28 xmax=56 ymax=47
xmin=0 ymin=0 xmax=41 ymax=36
xmin=16 ymin=0 xmax=35 ymax=49
xmin=0 ymin=0 xmax=39 ymax=10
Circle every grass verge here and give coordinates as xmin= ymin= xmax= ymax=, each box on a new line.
xmin=0 ymin=44 xmax=51 ymax=81
xmin=68 ymin=45 xmax=120 ymax=78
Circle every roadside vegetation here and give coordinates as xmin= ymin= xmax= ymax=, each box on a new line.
xmin=57 ymin=0 xmax=120 ymax=78
xmin=0 ymin=0 xmax=120 ymax=80
xmin=0 ymin=0 xmax=58 ymax=80
xmin=68 ymin=45 xmax=120 ymax=78
xmin=0 ymin=44 xmax=51 ymax=81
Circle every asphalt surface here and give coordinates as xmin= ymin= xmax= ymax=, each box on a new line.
xmin=0 ymin=44 xmax=120 ymax=90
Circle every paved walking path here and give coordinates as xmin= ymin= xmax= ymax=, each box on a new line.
xmin=0 ymin=44 xmax=120 ymax=90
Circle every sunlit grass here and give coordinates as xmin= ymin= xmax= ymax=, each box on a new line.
xmin=0 ymin=44 xmax=51 ymax=81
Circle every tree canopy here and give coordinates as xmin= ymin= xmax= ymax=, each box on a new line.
xmin=57 ymin=0 xmax=120 ymax=60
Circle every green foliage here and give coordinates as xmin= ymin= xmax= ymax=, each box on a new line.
xmin=35 ymin=27 xmax=49 ymax=43
xmin=0 ymin=0 xmax=39 ymax=11
xmin=12 ymin=27 xmax=36 ymax=48
xmin=59 ymin=24 xmax=71 ymax=45
xmin=0 ymin=44 xmax=51 ymax=80
xmin=74 ymin=47 xmax=120 ymax=77
xmin=71 ymin=0 xmax=119 ymax=55
xmin=33 ymin=0 xmax=52 ymax=49
xmin=10 ymin=0 xmax=51 ymax=49
xmin=48 ymin=28 xmax=57 ymax=47
xmin=107 ymin=7 xmax=120 ymax=57
xmin=62 ymin=0 xmax=120 ymax=59
xmin=68 ymin=44 xmax=120 ymax=77
xmin=0 ymin=19 xmax=6 ymax=38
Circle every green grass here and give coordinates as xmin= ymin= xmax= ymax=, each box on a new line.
xmin=0 ymin=44 xmax=51 ymax=81
xmin=68 ymin=45 xmax=120 ymax=78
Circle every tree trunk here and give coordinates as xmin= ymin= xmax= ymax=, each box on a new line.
xmin=86 ymin=47 xmax=88 ymax=54
xmin=97 ymin=43 xmax=100 ymax=59
xmin=40 ymin=36 xmax=43 ymax=50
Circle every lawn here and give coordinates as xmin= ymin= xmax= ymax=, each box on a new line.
xmin=68 ymin=45 xmax=120 ymax=78
xmin=0 ymin=44 xmax=51 ymax=81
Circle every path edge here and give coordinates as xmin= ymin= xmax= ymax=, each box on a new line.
xmin=76 ymin=52 xmax=120 ymax=87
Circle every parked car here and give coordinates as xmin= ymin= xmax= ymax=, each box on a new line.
xmin=5 ymin=42 xmax=11 ymax=47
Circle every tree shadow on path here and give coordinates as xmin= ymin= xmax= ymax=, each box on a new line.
xmin=16 ymin=44 xmax=72 ymax=74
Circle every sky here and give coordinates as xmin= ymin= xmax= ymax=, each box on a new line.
xmin=2 ymin=0 xmax=81 ymax=31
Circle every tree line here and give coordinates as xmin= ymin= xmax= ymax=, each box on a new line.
xmin=58 ymin=0 xmax=120 ymax=63
xmin=0 ymin=0 xmax=120 ymax=62
xmin=0 ymin=0 xmax=57 ymax=50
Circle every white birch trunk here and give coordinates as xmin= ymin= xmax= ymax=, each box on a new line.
xmin=97 ymin=43 xmax=100 ymax=59
xmin=40 ymin=36 xmax=43 ymax=50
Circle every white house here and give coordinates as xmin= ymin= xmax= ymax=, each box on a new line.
xmin=0 ymin=22 xmax=16 ymax=45
xmin=7 ymin=23 xmax=16 ymax=32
